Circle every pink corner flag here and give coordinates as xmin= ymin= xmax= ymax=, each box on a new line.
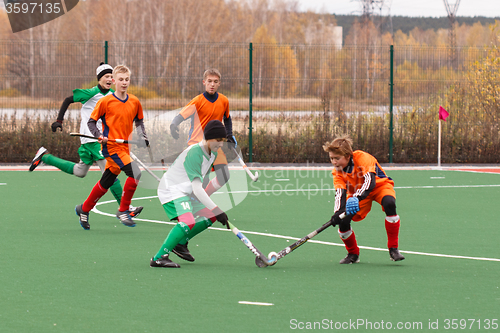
xmin=439 ymin=106 xmax=449 ymax=121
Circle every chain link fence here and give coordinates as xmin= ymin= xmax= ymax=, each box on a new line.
xmin=0 ymin=40 xmax=498 ymax=163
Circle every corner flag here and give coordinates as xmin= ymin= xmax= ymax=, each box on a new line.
xmin=439 ymin=106 xmax=449 ymax=121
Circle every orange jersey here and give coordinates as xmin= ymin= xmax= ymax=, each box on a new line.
xmin=179 ymin=92 xmax=229 ymax=145
xmin=90 ymin=93 xmax=144 ymax=157
xmin=332 ymin=150 xmax=394 ymax=196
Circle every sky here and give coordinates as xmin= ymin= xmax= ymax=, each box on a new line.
xmin=296 ymin=0 xmax=500 ymax=18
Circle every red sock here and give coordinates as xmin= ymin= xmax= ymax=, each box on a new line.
xmin=340 ymin=230 xmax=359 ymax=255
xmin=119 ymin=177 xmax=138 ymax=212
xmin=178 ymin=212 xmax=196 ymax=230
xmin=204 ymin=178 xmax=221 ymax=197
xmin=82 ymin=181 xmax=108 ymax=212
xmin=385 ymin=217 xmax=400 ymax=248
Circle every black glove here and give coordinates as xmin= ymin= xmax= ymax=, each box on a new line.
xmin=51 ymin=120 xmax=62 ymax=132
xmin=170 ymin=123 xmax=179 ymax=140
xmin=138 ymin=139 xmax=150 ymax=148
xmin=329 ymin=211 xmax=345 ymax=227
xmin=211 ymin=206 xmax=229 ymax=229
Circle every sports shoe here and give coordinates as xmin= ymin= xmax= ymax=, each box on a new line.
xmin=116 ymin=209 xmax=136 ymax=227
xmin=129 ymin=206 xmax=143 ymax=218
xmin=150 ymin=254 xmax=180 ymax=268
xmin=75 ymin=204 xmax=90 ymax=230
xmin=339 ymin=253 xmax=360 ymax=264
xmin=172 ymin=242 xmax=195 ymax=262
xmin=389 ymin=248 xmax=405 ymax=261
xmin=29 ymin=147 xmax=47 ymax=171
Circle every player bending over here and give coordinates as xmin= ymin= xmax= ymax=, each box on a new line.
xmin=29 ymin=63 xmax=142 ymax=218
xmin=75 ymin=65 xmax=149 ymax=230
xmin=150 ymin=120 xmax=230 ymax=268
xmin=324 ymin=135 xmax=405 ymax=264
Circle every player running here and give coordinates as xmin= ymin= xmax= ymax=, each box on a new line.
xmin=150 ymin=120 xmax=230 ymax=268
xmin=324 ymin=135 xmax=405 ymax=264
xmin=29 ymin=63 xmax=142 ymax=218
xmin=75 ymin=65 xmax=149 ymax=230
xmin=168 ymin=68 xmax=236 ymax=258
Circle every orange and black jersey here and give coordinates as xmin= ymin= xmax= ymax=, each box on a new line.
xmin=88 ymin=93 xmax=145 ymax=157
xmin=178 ymin=92 xmax=230 ymax=145
xmin=332 ymin=150 xmax=394 ymax=211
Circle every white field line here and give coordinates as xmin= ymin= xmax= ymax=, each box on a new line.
xmin=238 ymin=301 xmax=274 ymax=306
xmin=93 ymin=183 xmax=500 ymax=263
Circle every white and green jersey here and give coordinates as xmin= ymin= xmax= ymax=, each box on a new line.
xmin=158 ymin=142 xmax=217 ymax=205
xmin=73 ymin=86 xmax=114 ymax=144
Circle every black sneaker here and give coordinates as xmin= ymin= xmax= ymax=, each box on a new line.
xmin=172 ymin=242 xmax=195 ymax=262
xmin=75 ymin=204 xmax=90 ymax=230
xmin=129 ymin=206 xmax=143 ymax=218
xmin=150 ymin=254 xmax=180 ymax=268
xmin=339 ymin=253 xmax=360 ymax=264
xmin=116 ymin=209 xmax=136 ymax=227
xmin=389 ymin=248 xmax=405 ymax=261
xmin=29 ymin=147 xmax=47 ymax=171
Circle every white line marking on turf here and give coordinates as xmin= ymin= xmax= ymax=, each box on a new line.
xmin=93 ymin=191 xmax=500 ymax=263
xmin=430 ymin=177 xmax=445 ymax=179
xmin=275 ymin=179 xmax=290 ymax=181
xmin=0 ymin=183 xmax=6 ymax=185
xmin=238 ymin=301 xmax=274 ymax=306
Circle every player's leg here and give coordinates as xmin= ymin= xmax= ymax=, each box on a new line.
xmin=115 ymin=158 xmax=142 ymax=226
xmin=29 ymin=146 xmax=76 ymax=174
xmin=337 ymin=215 xmax=360 ymax=264
xmin=95 ymin=158 xmax=142 ymax=218
xmin=151 ymin=197 xmax=202 ymax=267
xmin=75 ymin=168 xmax=116 ymax=230
xmin=337 ymin=197 xmax=372 ymax=264
xmin=381 ymin=195 xmax=405 ymax=261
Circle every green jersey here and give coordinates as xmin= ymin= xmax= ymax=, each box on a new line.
xmin=73 ymin=86 xmax=113 ymax=144
xmin=157 ymin=142 xmax=217 ymax=205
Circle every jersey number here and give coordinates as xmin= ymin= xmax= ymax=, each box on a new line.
xmin=181 ymin=202 xmax=191 ymax=210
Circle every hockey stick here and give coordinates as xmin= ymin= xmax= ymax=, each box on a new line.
xmin=232 ymin=147 xmax=258 ymax=182
xmin=70 ymin=133 xmax=141 ymax=145
xmin=129 ymin=151 xmax=161 ymax=182
xmin=255 ymin=212 xmax=347 ymax=268
xmin=228 ymin=221 xmax=276 ymax=267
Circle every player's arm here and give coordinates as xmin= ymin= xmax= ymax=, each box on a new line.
xmin=353 ymin=172 xmax=376 ymax=201
xmin=223 ymin=114 xmax=237 ymax=147
xmin=191 ymin=178 xmax=229 ymax=228
xmin=87 ymin=118 xmax=102 ymax=139
xmin=345 ymin=172 xmax=376 ymax=215
xmin=52 ymin=95 xmax=74 ymax=132
xmin=88 ymin=99 xmax=105 ymax=140
xmin=330 ymin=187 xmax=347 ymax=226
xmin=170 ymin=101 xmax=198 ymax=139
xmin=134 ymin=117 xmax=149 ymax=147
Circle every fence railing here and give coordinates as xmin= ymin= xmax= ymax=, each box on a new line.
xmin=0 ymin=40 xmax=498 ymax=164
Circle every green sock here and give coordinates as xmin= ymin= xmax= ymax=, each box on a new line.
xmin=108 ymin=179 xmax=123 ymax=205
xmin=41 ymin=154 xmax=75 ymax=175
xmin=179 ymin=217 xmax=212 ymax=245
xmin=153 ymin=222 xmax=190 ymax=260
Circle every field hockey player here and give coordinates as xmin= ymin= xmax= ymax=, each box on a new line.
xmin=324 ymin=135 xmax=405 ymax=264
xmin=150 ymin=120 xmax=230 ymax=268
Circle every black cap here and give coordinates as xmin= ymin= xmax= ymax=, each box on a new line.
xmin=204 ymin=120 xmax=226 ymax=140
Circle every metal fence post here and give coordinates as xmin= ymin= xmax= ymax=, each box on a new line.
xmin=104 ymin=41 xmax=108 ymax=64
xmin=248 ymin=42 xmax=253 ymax=163
xmin=389 ymin=45 xmax=394 ymax=163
